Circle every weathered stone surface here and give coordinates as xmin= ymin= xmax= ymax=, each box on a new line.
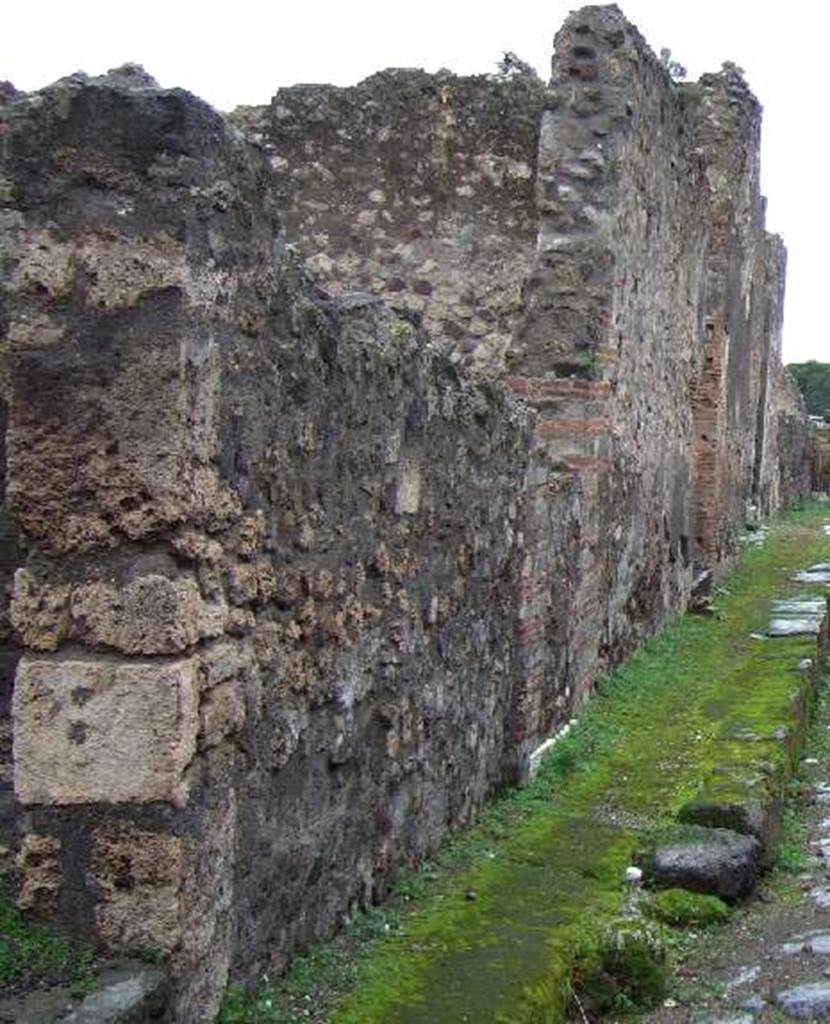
xmin=61 ymin=965 xmax=168 ymax=1023
xmin=814 ymin=424 xmax=830 ymax=493
xmin=793 ymin=569 xmax=830 ymax=584
xmin=13 ymin=658 xmax=197 ymax=805
xmin=92 ymin=824 xmax=184 ymax=953
xmin=0 ymin=962 xmax=167 ymax=1024
xmin=234 ymin=69 xmax=547 ymax=376
xmin=15 ymin=832 xmax=61 ymax=916
xmin=650 ymin=829 xmax=762 ymax=901
xmin=699 ymin=1016 xmax=753 ymax=1024
xmin=768 ymin=618 xmax=821 ymax=637
xmin=776 ymin=983 xmax=830 ymax=1020
xmin=12 ymin=569 xmax=225 ymax=654
xmin=780 ymin=932 xmax=830 ymax=956
xmin=10 ymin=570 xmax=70 ymax=651
xmin=811 ymin=887 xmax=830 ymax=910
xmin=772 ymin=599 xmax=826 ymax=617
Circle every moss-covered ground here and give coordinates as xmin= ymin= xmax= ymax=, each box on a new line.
xmin=219 ymin=501 xmax=830 ymax=1024
xmin=0 ymin=874 xmax=97 ymax=997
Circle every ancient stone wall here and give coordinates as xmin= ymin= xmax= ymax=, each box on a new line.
xmin=813 ymin=419 xmax=830 ymax=493
xmin=0 ymin=6 xmax=813 ymax=1020
xmin=0 ymin=68 xmax=556 ymax=1017
xmin=236 ymin=68 xmax=547 ymax=376
xmin=511 ymin=8 xmax=708 ymax=706
xmin=689 ymin=69 xmax=784 ymax=562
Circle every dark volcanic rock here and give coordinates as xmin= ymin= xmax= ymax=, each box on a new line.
xmin=650 ymin=828 xmax=762 ymax=901
xmin=60 ymin=965 xmax=168 ymax=1023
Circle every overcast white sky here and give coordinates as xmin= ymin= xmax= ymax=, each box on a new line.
xmin=3 ymin=1 xmax=826 ymax=363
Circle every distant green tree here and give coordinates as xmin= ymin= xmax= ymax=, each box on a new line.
xmin=787 ymin=361 xmax=830 ymax=416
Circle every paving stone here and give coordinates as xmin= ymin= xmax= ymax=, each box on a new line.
xmin=810 ymin=934 xmax=830 ymax=954
xmin=779 ymin=933 xmax=830 ymax=956
xmin=772 ymin=599 xmax=827 ymax=616
xmin=697 ymin=1015 xmax=753 ymax=1024
xmin=792 ymin=569 xmax=830 ymax=584
xmin=776 ymin=982 xmax=830 ymax=1019
xmin=767 ymin=618 xmax=821 ymax=636
xmin=811 ymin=837 xmax=830 ymax=858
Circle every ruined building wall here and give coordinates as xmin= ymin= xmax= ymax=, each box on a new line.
xmin=774 ymin=369 xmax=813 ymax=500
xmin=686 ymin=71 xmax=802 ymax=559
xmin=511 ymin=8 xmax=708 ymax=709
xmin=811 ymin=419 xmax=830 ymax=493
xmin=0 ymin=5 xmax=813 ymax=1021
xmin=238 ymin=69 xmax=547 ymax=376
xmin=0 ymin=71 xmax=548 ymax=1018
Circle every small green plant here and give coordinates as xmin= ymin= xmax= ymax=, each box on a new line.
xmin=775 ymin=842 xmax=813 ymax=874
xmin=574 ymin=348 xmax=602 ymax=378
xmin=390 ymin=319 xmax=412 ymax=340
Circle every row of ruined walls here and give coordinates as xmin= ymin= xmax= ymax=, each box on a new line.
xmin=814 ymin=420 xmax=830 ymax=492
xmin=0 ymin=5 xmax=813 ymax=1019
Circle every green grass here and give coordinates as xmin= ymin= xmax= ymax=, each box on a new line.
xmin=220 ymin=501 xmax=830 ymax=1024
xmin=0 ymin=875 xmax=97 ymax=995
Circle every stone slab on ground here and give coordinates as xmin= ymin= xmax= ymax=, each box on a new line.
xmin=61 ymin=966 xmax=167 ymax=1023
xmin=767 ymin=618 xmax=822 ymax=636
xmin=779 ymin=931 xmax=830 ymax=957
xmin=792 ymin=569 xmax=830 ymax=584
xmin=771 ymin=599 xmax=827 ymax=617
xmin=0 ymin=964 xmax=168 ymax=1024
xmin=697 ymin=1016 xmax=753 ymax=1024
xmin=776 ymin=982 xmax=830 ymax=1019
xmin=650 ymin=829 xmax=762 ymax=902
